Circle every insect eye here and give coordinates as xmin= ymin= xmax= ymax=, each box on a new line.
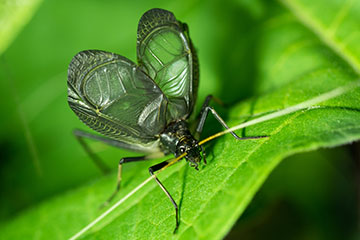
xmin=179 ymin=146 xmax=186 ymax=153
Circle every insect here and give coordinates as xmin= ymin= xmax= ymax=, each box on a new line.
xmin=67 ymin=8 xmax=263 ymax=233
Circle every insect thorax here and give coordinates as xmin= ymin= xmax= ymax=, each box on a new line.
xmin=160 ymin=120 xmax=202 ymax=168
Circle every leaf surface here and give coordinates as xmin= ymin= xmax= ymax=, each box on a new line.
xmin=1 ymin=0 xmax=360 ymax=239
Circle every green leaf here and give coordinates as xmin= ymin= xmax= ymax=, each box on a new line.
xmin=1 ymin=0 xmax=360 ymax=239
xmin=0 ymin=0 xmax=43 ymax=55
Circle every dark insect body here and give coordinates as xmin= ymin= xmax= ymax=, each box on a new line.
xmin=67 ymin=8 xmax=262 ymax=233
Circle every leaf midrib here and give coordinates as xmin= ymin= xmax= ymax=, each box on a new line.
xmin=280 ymin=0 xmax=360 ymax=75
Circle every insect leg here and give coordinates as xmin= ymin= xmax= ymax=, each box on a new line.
xmin=195 ymin=95 xmax=241 ymax=139
xmin=149 ymin=160 xmax=180 ymax=234
xmin=73 ymin=129 xmax=111 ymax=174
xmin=101 ymin=155 xmax=147 ymax=207
xmin=74 ymin=129 xmax=155 ymax=174
xmin=195 ymin=95 xmax=267 ymax=140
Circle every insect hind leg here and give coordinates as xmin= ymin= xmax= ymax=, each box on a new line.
xmin=73 ymin=129 xmax=111 ymax=174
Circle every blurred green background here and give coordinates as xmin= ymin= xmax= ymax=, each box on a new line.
xmin=0 ymin=0 xmax=358 ymax=239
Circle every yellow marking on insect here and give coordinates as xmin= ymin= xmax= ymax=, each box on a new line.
xmin=178 ymin=136 xmax=186 ymax=142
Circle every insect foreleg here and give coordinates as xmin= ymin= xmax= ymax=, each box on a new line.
xmin=149 ymin=160 xmax=180 ymax=234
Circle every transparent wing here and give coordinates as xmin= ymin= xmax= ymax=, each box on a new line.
xmin=67 ymin=50 xmax=168 ymax=152
xmin=137 ymin=8 xmax=199 ymax=121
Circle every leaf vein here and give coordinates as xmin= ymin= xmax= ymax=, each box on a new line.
xmin=280 ymin=0 xmax=360 ymax=75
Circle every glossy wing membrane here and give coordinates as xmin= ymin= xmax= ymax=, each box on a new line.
xmin=67 ymin=50 xmax=167 ymax=152
xmin=137 ymin=8 xmax=198 ymax=121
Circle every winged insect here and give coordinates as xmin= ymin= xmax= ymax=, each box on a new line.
xmin=67 ymin=8 xmax=264 ymax=233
